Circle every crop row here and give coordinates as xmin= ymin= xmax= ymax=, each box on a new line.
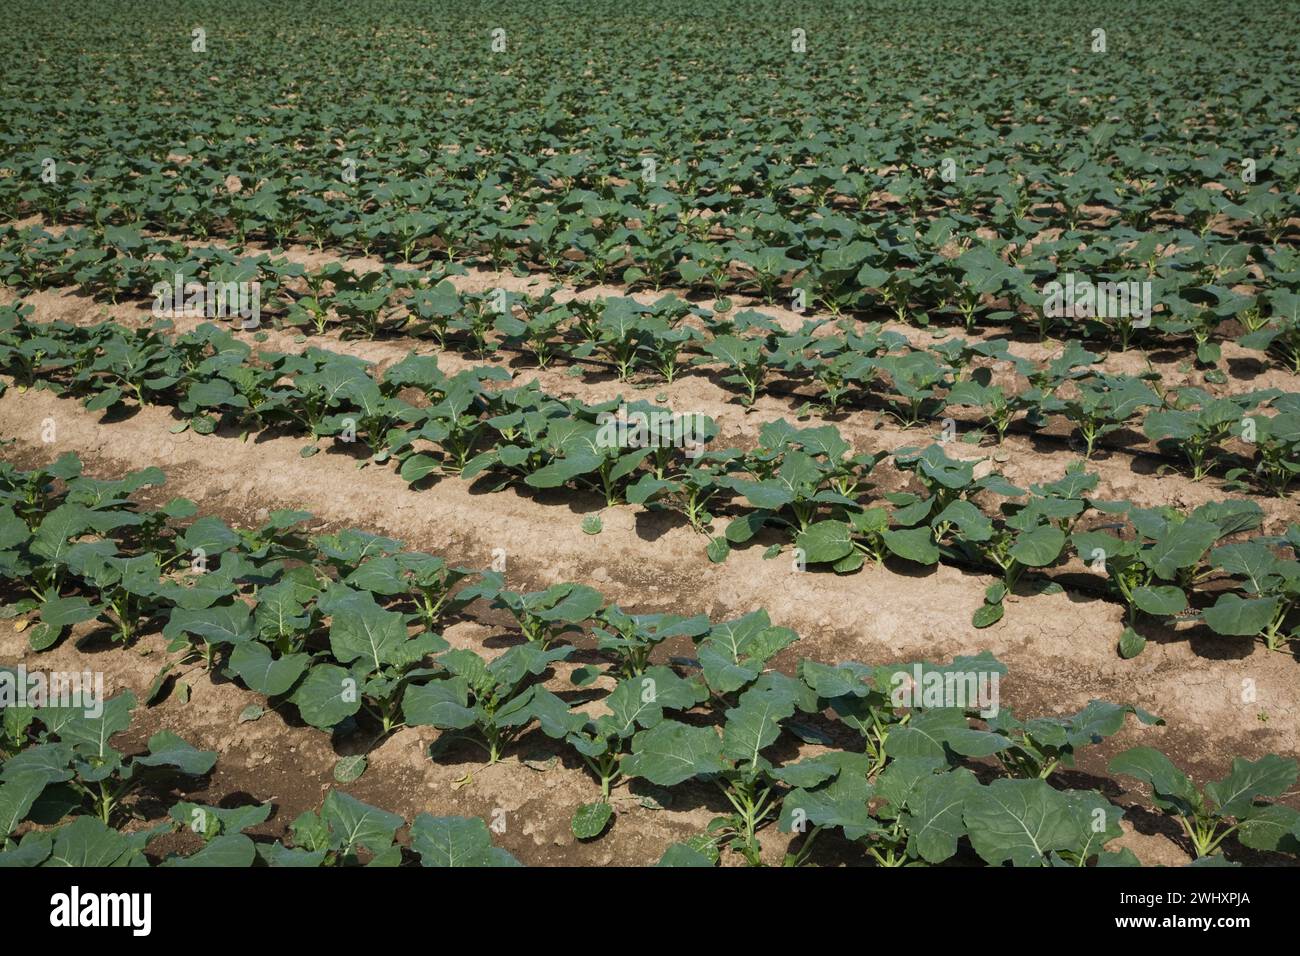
xmin=5 ymin=223 xmax=1300 ymax=374
xmin=4 ymin=236 xmax=1300 ymax=496
xmin=2 ymin=315 xmax=1297 ymax=655
xmin=2 ymin=63 xmax=1297 ymax=349
xmin=0 ymin=689 xmax=518 ymax=867
xmin=2 ymin=454 xmax=1297 ymax=866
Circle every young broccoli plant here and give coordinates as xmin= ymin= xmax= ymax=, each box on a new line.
xmin=1072 ymin=506 xmax=1231 ymax=657
xmin=280 ymin=790 xmax=406 ymax=867
xmin=1060 ymin=374 xmax=1158 ymax=459
xmin=466 ymin=574 xmax=604 ymax=649
xmin=1206 ymin=537 xmax=1299 ymax=652
xmin=625 ymin=672 xmax=816 ymax=866
xmin=987 ymin=701 xmax=1163 ymax=779
xmin=1144 ymin=390 xmax=1253 ymax=481
xmin=567 ymin=666 xmax=706 ymax=806
xmin=1110 ymin=748 xmax=1299 ymax=860
xmin=402 ymin=644 xmax=578 ymax=763
xmin=2 ymin=691 xmax=216 ymax=826
xmin=696 ymin=334 xmax=771 ymax=406
xmin=592 ymin=607 xmax=710 ymax=678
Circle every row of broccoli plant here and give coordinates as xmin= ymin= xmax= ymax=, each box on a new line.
xmin=5 ymin=219 xmax=1299 ymax=368
xmin=650 ymin=650 xmax=1298 ymax=868
xmin=0 ymin=449 xmax=1290 ymax=724
xmin=4 ymin=224 xmax=1297 ymax=414
xmin=3 ymin=139 xmax=1296 ymax=354
xmin=1 ymin=302 xmax=1292 ymax=527
xmin=3 ymin=232 xmax=1298 ymax=489
xmin=4 ymin=648 xmax=1295 ymax=868
xmin=0 ymin=686 xmax=517 ymax=867
xmin=3 ymin=459 xmax=1297 ymax=866
xmin=2 ymin=310 xmax=1297 ymax=653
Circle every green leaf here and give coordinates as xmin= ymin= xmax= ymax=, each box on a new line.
xmin=0 ymin=831 xmax=53 ymax=867
xmin=227 ymin=642 xmax=309 ymax=696
xmin=1202 ymin=594 xmax=1279 ymax=637
xmin=169 ymin=801 xmax=271 ymax=839
xmin=571 ymin=801 xmax=613 ymax=840
xmin=166 ymin=833 xmax=256 ymax=867
xmin=657 ymin=842 xmax=716 ymax=867
xmin=903 ymin=769 xmax=980 ymax=863
xmin=166 ymin=603 xmax=255 ymax=646
xmin=796 ymin=520 xmax=854 ymax=564
xmin=399 ymin=454 xmax=440 ymax=483
xmin=883 ymin=527 xmax=939 ymax=564
xmin=322 ymin=790 xmax=403 ymax=855
xmin=1009 ymin=525 xmax=1066 ymax=568
xmin=290 ymin=664 xmax=362 ymax=729
xmin=1145 ymin=518 xmax=1219 ymax=580
xmin=1132 ymin=585 xmax=1188 ymax=616
xmin=1118 ymin=627 xmax=1146 ymax=659
xmin=59 ymin=691 xmax=135 ymax=759
xmin=1205 ymin=755 xmax=1297 ymax=819
xmin=1236 ymin=804 xmax=1300 ymax=853
xmin=1109 ymin=747 xmax=1198 ymax=816
xmin=402 ymin=678 xmax=476 ymax=729
xmin=135 ymin=730 xmax=218 ymax=775
xmin=722 ymin=693 xmax=796 ymax=766
xmin=964 ymin=778 xmax=1090 ymax=866
xmin=624 ymin=721 xmax=724 ymax=786
xmin=43 ymin=816 xmax=131 ymax=866
xmin=30 ymin=596 xmax=96 ymax=650
xmin=333 ymin=755 xmax=368 ymax=784
xmin=0 ymin=773 xmax=46 ymax=840
xmin=410 ymin=814 xmax=520 ymax=866
xmin=328 ymin=598 xmax=411 ymax=671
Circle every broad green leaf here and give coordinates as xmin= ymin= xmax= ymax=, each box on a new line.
xmin=624 ymin=721 xmax=724 ymax=786
xmin=410 ymin=814 xmax=520 ymax=866
xmin=290 ymin=664 xmax=362 ymax=729
xmin=571 ymin=801 xmax=613 ymax=839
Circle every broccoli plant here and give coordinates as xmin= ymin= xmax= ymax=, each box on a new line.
xmin=1206 ymin=537 xmax=1299 ymax=652
xmin=1243 ymin=403 xmax=1300 ymax=495
xmin=778 ymin=755 xmax=979 ymax=867
xmin=566 ymin=666 xmax=706 ymax=828
xmin=1144 ymin=391 xmax=1252 ymax=481
xmin=695 ymin=334 xmax=771 ymax=406
xmin=625 ymin=672 xmax=816 ymax=866
xmin=1 ymin=691 xmax=216 ymax=825
xmin=1110 ymin=748 xmax=1299 ymax=859
xmin=626 ymin=457 xmax=731 ymax=534
xmin=591 ymin=607 xmax=710 ymax=677
xmin=1240 ymin=290 xmax=1300 ymax=373
xmin=281 ymin=790 xmax=406 ymax=867
xmin=1072 ymin=505 xmax=1239 ymax=656
xmin=873 ymin=353 xmax=951 ymax=427
xmin=1060 ymin=374 xmax=1159 ymax=458
xmin=465 ymin=573 xmax=604 ymax=649
xmin=987 ymin=701 xmax=1163 ymax=779
xmin=300 ymin=589 xmax=448 ymax=734
xmin=402 ymin=643 xmax=578 ymax=763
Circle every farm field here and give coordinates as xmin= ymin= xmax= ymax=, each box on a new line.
xmin=1 ymin=0 xmax=1298 ymax=878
